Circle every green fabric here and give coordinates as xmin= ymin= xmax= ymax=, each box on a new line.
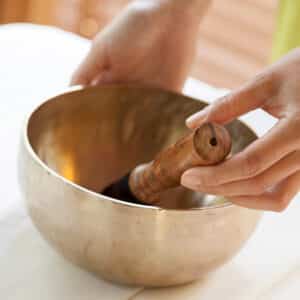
xmin=272 ymin=1 xmax=300 ymax=61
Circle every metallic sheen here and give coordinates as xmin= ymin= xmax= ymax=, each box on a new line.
xmin=19 ymin=85 xmax=261 ymax=287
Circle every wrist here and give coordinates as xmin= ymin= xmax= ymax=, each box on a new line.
xmin=159 ymin=0 xmax=211 ymax=12
xmin=130 ymin=0 xmax=211 ymax=23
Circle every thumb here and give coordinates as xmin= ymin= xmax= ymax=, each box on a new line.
xmin=186 ymin=73 xmax=277 ymax=129
xmin=70 ymin=43 xmax=108 ymax=86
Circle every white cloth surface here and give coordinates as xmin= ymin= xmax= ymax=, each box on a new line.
xmin=0 ymin=23 xmax=299 ymax=300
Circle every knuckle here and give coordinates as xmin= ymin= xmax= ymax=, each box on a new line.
xmin=249 ymin=179 xmax=268 ymax=195
xmin=217 ymin=94 xmax=236 ymax=115
xmin=251 ymin=73 xmax=268 ymax=86
xmin=242 ymin=153 xmax=263 ymax=178
xmin=253 ymin=72 xmax=272 ymax=86
xmin=208 ymin=95 xmax=230 ymax=117
xmin=251 ymin=71 xmax=279 ymax=97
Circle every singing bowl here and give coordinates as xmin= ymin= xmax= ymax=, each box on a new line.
xmin=19 ymin=85 xmax=261 ymax=287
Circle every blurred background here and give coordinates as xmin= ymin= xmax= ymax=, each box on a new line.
xmin=0 ymin=0 xmax=278 ymax=89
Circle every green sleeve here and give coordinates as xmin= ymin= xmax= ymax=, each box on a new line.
xmin=272 ymin=0 xmax=300 ymax=61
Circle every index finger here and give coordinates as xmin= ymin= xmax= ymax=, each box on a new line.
xmin=182 ymin=118 xmax=299 ymax=187
xmin=186 ymin=71 xmax=279 ymax=128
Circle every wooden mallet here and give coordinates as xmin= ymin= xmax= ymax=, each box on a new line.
xmin=102 ymin=122 xmax=232 ymax=205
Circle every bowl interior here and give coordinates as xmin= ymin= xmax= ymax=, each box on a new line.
xmin=27 ymin=85 xmax=257 ymax=209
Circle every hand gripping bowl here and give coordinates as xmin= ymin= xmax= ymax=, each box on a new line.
xmin=19 ymin=85 xmax=261 ymax=287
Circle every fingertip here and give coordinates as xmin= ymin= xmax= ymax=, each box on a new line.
xmin=69 ymin=71 xmax=78 ymax=86
xmin=70 ymin=68 xmax=89 ymax=86
xmin=185 ymin=110 xmax=207 ymax=129
xmin=70 ymin=48 xmax=105 ymax=87
xmin=185 ymin=117 xmax=196 ymax=129
xmin=69 ymin=76 xmax=79 ymax=87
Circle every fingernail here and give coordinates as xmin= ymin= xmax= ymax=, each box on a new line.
xmin=181 ymin=170 xmax=202 ymax=188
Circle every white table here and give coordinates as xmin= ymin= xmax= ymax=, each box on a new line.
xmin=0 ymin=24 xmax=299 ymax=300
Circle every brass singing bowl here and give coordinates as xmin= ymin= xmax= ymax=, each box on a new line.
xmin=19 ymin=85 xmax=261 ymax=287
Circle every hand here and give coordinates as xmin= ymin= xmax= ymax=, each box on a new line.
xmin=71 ymin=1 xmax=208 ymax=91
xmin=181 ymin=48 xmax=300 ymax=212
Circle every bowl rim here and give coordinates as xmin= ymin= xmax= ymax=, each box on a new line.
xmin=23 ymin=84 xmax=258 ymax=213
